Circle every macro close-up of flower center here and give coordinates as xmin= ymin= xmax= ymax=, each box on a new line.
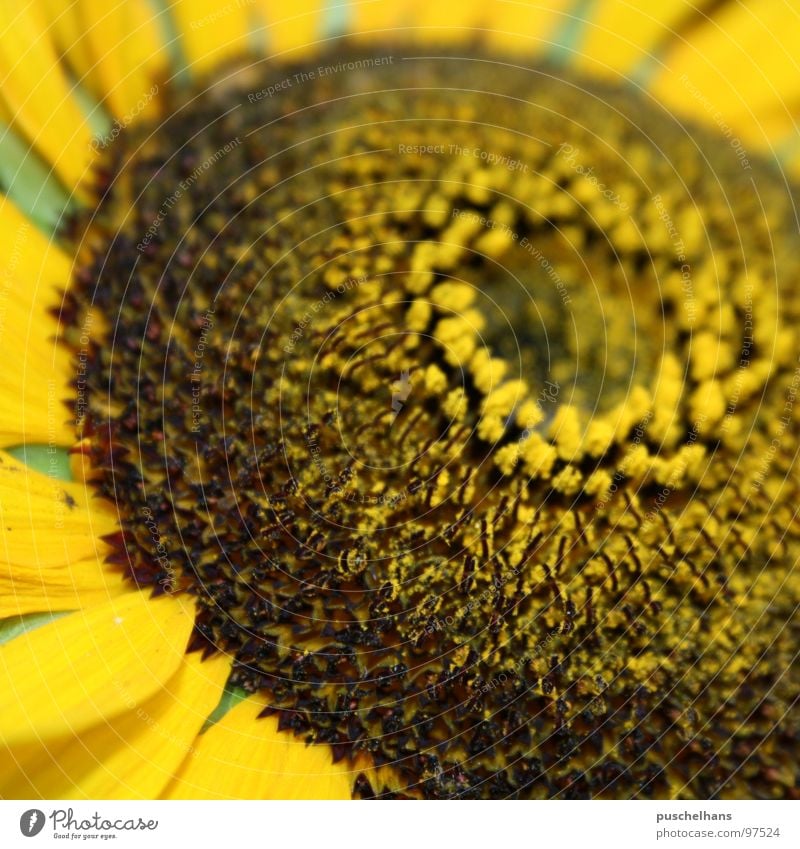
xmin=1 ymin=1 xmax=799 ymax=807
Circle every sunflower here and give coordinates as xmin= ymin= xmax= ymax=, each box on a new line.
xmin=1 ymin=0 xmax=799 ymax=801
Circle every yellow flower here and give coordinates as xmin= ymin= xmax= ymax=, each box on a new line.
xmin=1 ymin=1 xmax=799 ymax=800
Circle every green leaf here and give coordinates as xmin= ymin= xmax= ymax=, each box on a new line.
xmin=202 ymin=682 xmax=249 ymax=731
xmin=0 ymin=123 xmax=75 ymax=233
xmin=5 ymin=444 xmax=73 ymax=481
xmin=0 ymin=611 xmax=70 ymax=647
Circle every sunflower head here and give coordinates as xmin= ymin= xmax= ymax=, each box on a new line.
xmin=1 ymin=1 xmax=799 ymax=802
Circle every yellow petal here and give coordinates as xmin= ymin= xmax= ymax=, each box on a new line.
xmin=170 ymin=0 xmax=253 ymax=75
xmin=1 ymin=653 xmax=230 ymax=799
xmin=352 ymin=0 xmax=486 ymax=46
xmin=39 ymin=0 xmax=95 ymax=87
xmin=756 ymin=104 xmax=800 ymax=177
xmin=76 ymin=0 xmax=167 ymax=120
xmin=483 ymin=0 xmax=574 ymax=56
xmin=349 ymin=0 xmax=415 ymax=40
xmin=0 ymin=590 xmax=195 ymax=746
xmin=350 ymin=0 xmax=570 ymax=54
xmin=0 ymin=554 xmax=127 ymax=618
xmin=0 ymin=449 xmax=117 ymax=569
xmin=0 ymin=195 xmax=75 ymax=447
xmin=409 ymin=1 xmax=486 ymax=43
xmin=40 ymin=2 xmax=166 ymax=121
xmin=258 ymin=1 xmax=325 ymax=56
xmin=758 ymin=105 xmax=800 ymax=147
xmin=573 ymin=1 xmax=713 ymax=77
xmin=649 ymin=3 xmax=800 ymax=149
xmin=163 ymin=696 xmax=355 ymax=799
xmin=0 ymin=0 xmax=94 ymax=193
xmin=0 ymin=196 xmax=72 ymax=295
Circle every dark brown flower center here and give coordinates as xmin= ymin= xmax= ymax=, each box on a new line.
xmin=65 ymin=48 xmax=800 ymax=799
